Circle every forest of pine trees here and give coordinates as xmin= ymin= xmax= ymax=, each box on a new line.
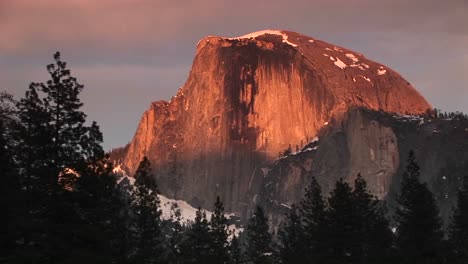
xmin=1 ymin=52 xmax=468 ymax=263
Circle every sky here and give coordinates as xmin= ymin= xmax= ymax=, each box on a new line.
xmin=1 ymin=0 xmax=467 ymax=150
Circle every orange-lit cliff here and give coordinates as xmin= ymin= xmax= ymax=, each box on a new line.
xmin=121 ymin=30 xmax=431 ymax=215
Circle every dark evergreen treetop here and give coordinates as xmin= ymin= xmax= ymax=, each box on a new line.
xmin=245 ymin=206 xmax=272 ymax=264
xmin=395 ymin=150 xmax=443 ymax=263
xmin=326 ymin=178 xmax=356 ymax=263
xmin=229 ymin=234 xmax=243 ymax=264
xmin=448 ymin=164 xmax=468 ymax=263
xmin=16 ymin=52 xmax=104 ymax=186
xmin=299 ymin=176 xmax=329 ymax=263
xmin=352 ymin=174 xmax=394 ymax=264
xmin=300 ymin=176 xmax=326 ymax=233
xmin=130 ymin=156 xmax=164 ymax=264
xmin=276 ymin=204 xmax=307 ymax=264
xmin=181 ymin=207 xmax=212 ymax=263
xmin=209 ymin=196 xmax=229 ymax=263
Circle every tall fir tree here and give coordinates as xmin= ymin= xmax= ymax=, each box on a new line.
xmin=16 ymin=84 xmax=53 ymax=188
xmin=74 ymin=156 xmax=131 ymax=263
xmin=209 ymin=196 xmax=229 ymax=263
xmin=130 ymin=157 xmax=164 ymax=264
xmin=16 ymin=52 xmax=103 ymax=184
xmin=276 ymin=204 xmax=307 ymax=264
xmin=299 ymin=176 xmax=327 ymax=263
xmin=12 ymin=52 xmax=108 ymax=263
xmin=326 ymin=178 xmax=357 ymax=264
xmin=244 ymin=206 xmax=272 ymax=264
xmin=395 ymin=150 xmax=443 ymax=263
xmin=352 ymin=174 xmax=394 ymax=263
xmin=164 ymin=203 xmax=185 ymax=263
xmin=181 ymin=208 xmax=212 ymax=263
xmin=448 ymin=165 xmax=468 ymax=263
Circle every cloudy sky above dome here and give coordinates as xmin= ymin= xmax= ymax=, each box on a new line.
xmin=1 ymin=0 xmax=467 ymax=150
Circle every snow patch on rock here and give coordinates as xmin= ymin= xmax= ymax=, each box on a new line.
xmin=345 ymin=53 xmax=359 ymax=63
xmin=333 ymin=46 xmax=343 ymax=52
xmin=377 ymin=66 xmax=387 ymax=75
xmin=333 ymin=57 xmax=347 ymax=69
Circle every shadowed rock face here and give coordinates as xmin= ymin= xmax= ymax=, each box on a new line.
xmin=121 ymin=30 xmax=431 ymax=216
xmin=260 ymin=108 xmax=468 ymax=230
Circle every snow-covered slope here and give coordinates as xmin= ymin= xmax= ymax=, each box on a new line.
xmin=114 ymin=166 xmax=242 ymax=233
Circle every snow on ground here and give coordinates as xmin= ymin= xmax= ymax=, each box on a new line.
xmin=114 ymin=165 xmax=136 ymax=185
xmin=114 ymin=166 xmax=242 ymax=234
xmin=304 ymin=146 xmax=318 ymax=152
xmin=159 ymin=194 xmax=242 ymax=236
xmin=229 ymin=30 xmax=298 ymax=47
xmin=279 ymin=136 xmax=320 ymax=159
xmin=159 ymin=194 xmax=203 ymax=223
xmin=308 ymin=39 xmax=315 ymax=43
xmin=392 ymin=114 xmax=426 ymax=125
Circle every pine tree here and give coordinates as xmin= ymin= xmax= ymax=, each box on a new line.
xmin=326 ymin=178 xmax=356 ymax=264
xmin=245 ymin=206 xmax=272 ymax=264
xmin=299 ymin=176 xmax=327 ymax=262
xmin=12 ymin=52 xmax=107 ymax=262
xmin=164 ymin=203 xmax=185 ymax=263
xmin=448 ymin=167 xmax=468 ymax=263
xmin=181 ymin=208 xmax=212 ymax=263
xmin=209 ymin=196 xmax=229 ymax=263
xmin=16 ymin=84 xmax=53 ymax=187
xmin=16 ymin=52 xmax=104 ymax=185
xmin=130 ymin=157 xmax=164 ymax=264
xmin=276 ymin=204 xmax=307 ymax=264
xmin=229 ymin=234 xmax=243 ymax=264
xmin=73 ymin=156 xmax=131 ymax=263
xmin=352 ymin=174 xmax=394 ymax=263
xmin=395 ymin=150 xmax=443 ymax=263
xmin=41 ymin=52 xmax=90 ymax=169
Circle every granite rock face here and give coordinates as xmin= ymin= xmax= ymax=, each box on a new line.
xmin=121 ymin=30 xmax=431 ymax=216
xmin=260 ymin=108 xmax=468 ymax=229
